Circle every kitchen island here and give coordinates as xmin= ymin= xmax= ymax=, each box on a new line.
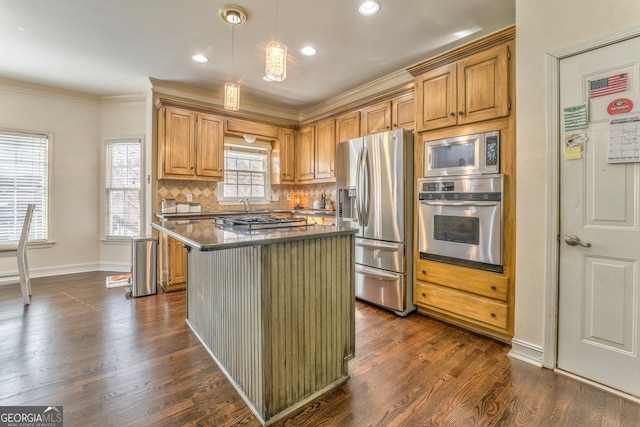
xmin=151 ymin=219 xmax=356 ymax=426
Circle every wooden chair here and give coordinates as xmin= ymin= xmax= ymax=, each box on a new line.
xmin=0 ymin=204 xmax=35 ymax=304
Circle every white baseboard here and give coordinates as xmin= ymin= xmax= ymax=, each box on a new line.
xmin=0 ymin=262 xmax=131 ymax=286
xmin=508 ymin=338 xmax=544 ymax=367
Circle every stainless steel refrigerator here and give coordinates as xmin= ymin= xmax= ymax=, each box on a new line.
xmin=336 ymin=129 xmax=414 ymax=316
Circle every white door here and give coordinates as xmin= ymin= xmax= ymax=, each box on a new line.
xmin=558 ymin=36 xmax=640 ymax=397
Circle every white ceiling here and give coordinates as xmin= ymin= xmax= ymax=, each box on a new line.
xmin=0 ymin=0 xmax=515 ymax=109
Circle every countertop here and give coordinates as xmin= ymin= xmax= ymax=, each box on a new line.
xmin=155 ymin=208 xmax=336 ymax=220
xmin=151 ymin=218 xmax=356 ymax=251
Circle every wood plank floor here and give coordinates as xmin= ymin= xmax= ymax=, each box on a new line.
xmin=1 ymin=272 xmax=638 ymax=426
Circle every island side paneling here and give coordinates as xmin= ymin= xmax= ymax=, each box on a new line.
xmin=186 ymin=234 xmax=355 ymax=425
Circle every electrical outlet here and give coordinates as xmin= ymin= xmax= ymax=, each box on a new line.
xmin=186 ymin=193 xmax=193 ymax=202
xmin=286 ymin=194 xmax=292 ymax=201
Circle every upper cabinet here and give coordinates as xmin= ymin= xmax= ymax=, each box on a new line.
xmin=360 ymin=92 xmax=415 ymax=137
xmin=279 ymin=128 xmax=296 ymax=184
xmin=361 ymin=100 xmax=391 ymax=135
xmin=414 ymin=42 xmax=511 ymax=132
xmin=296 ymin=126 xmax=315 ymax=182
xmin=158 ymin=106 xmax=224 ymax=180
xmin=336 ymin=110 xmax=361 ymax=142
xmin=315 ymin=118 xmax=336 ymax=180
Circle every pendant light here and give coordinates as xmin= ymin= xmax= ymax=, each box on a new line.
xmin=265 ymin=0 xmax=287 ymax=82
xmin=219 ymin=6 xmax=247 ymax=111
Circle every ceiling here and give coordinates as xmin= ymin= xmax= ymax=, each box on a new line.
xmin=0 ymin=0 xmax=515 ymax=110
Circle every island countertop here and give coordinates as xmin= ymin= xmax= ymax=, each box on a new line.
xmin=150 ymin=218 xmax=356 ymax=251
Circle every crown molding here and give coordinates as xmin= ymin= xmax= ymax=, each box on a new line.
xmin=100 ymin=93 xmax=148 ymax=105
xmin=299 ymin=69 xmax=413 ymax=122
xmin=149 ymin=78 xmax=300 ymax=122
xmin=0 ymin=76 xmax=102 ymax=105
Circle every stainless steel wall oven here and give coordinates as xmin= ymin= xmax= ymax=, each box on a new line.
xmin=417 ymin=174 xmax=503 ymax=273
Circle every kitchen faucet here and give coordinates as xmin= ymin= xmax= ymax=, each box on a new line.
xmin=240 ymin=199 xmax=250 ymax=212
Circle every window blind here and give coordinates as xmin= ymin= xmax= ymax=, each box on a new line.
xmin=0 ymin=131 xmax=48 ymax=242
xmin=105 ymin=138 xmax=141 ymax=237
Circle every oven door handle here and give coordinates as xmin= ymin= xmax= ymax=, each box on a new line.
xmin=420 ymin=200 xmax=500 ymax=207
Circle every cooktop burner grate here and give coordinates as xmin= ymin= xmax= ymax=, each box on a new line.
xmin=213 ymin=215 xmax=309 ymax=230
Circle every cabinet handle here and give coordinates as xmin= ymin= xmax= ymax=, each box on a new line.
xmin=421 ymin=293 xmax=426 ymax=298
xmin=450 ymin=112 xmax=455 ymax=117
xmin=491 ymin=285 xmax=497 ymax=291
xmin=190 ymin=166 xmax=194 ymax=170
xmin=386 ymin=126 xmax=390 ymax=129
xmin=421 ymin=270 xmax=427 ymax=275
xmin=458 ymin=111 xmax=464 ymax=116
xmin=491 ymin=313 xmax=496 ymax=318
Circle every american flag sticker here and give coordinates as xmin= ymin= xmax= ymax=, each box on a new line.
xmin=589 ymin=73 xmax=628 ymax=98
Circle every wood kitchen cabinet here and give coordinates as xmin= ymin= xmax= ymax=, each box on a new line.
xmin=360 ymin=93 xmax=415 ymax=136
xmin=314 ymin=118 xmax=336 ymax=180
xmin=414 ymin=258 xmax=512 ymax=341
xmin=336 ymin=110 xmax=361 ymax=142
xmin=414 ymin=41 xmax=511 ymax=132
xmin=157 ymin=231 xmax=187 ymax=292
xmin=157 ymin=106 xmax=224 ymax=180
xmin=296 ymin=125 xmax=315 ymax=182
xmin=278 ymin=128 xmax=296 ymax=183
xmin=361 ymin=100 xmax=391 ymax=135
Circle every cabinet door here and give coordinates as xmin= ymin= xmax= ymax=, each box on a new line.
xmin=163 ymin=106 xmax=195 ymax=176
xmin=297 ymin=126 xmax=315 ymax=182
xmin=195 ymin=113 xmax=224 ymax=179
xmin=280 ymin=128 xmax=296 ymax=183
xmin=167 ymin=236 xmax=187 ymax=286
xmin=315 ymin=119 xmax=336 ymax=180
xmin=415 ymin=63 xmax=457 ymax=132
xmin=336 ymin=110 xmax=361 ymax=142
xmin=392 ymin=92 xmax=415 ymax=132
xmin=457 ymin=43 xmax=510 ymax=125
xmin=361 ymin=100 xmax=391 ymax=136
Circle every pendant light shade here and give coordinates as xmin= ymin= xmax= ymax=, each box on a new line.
xmin=224 ymin=82 xmax=240 ymax=111
xmin=220 ymin=5 xmax=246 ymax=111
xmin=265 ymin=41 xmax=287 ymax=82
xmin=265 ymin=0 xmax=287 ymax=82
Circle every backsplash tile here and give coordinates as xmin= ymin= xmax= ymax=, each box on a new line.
xmin=156 ymin=180 xmax=337 ymax=213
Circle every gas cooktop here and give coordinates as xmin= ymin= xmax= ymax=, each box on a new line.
xmin=213 ymin=215 xmax=309 ymax=231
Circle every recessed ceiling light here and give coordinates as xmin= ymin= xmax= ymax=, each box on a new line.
xmin=192 ymin=54 xmax=209 ymax=63
xmin=218 ymin=5 xmax=248 ymax=25
xmin=300 ymin=46 xmax=317 ymax=56
xmin=358 ymin=1 xmax=380 ymax=16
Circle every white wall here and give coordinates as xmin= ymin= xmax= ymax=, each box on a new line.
xmin=98 ymin=96 xmax=148 ymax=271
xmin=0 ymin=82 xmax=101 ymax=278
xmin=514 ymin=1 xmax=640 ymax=363
xmin=0 ymin=81 xmax=148 ymax=281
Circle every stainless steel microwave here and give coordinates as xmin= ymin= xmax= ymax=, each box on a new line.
xmin=423 ymin=131 xmax=499 ymax=177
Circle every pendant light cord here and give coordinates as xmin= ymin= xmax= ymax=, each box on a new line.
xmin=231 ymin=22 xmax=235 ymax=81
xmin=275 ymin=0 xmax=279 ymax=43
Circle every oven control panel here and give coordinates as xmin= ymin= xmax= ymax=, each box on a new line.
xmin=422 ymin=181 xmax=455 ymax=192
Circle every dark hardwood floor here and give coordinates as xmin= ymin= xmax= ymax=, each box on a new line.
xmin=1 ymin=272 xmax=638 ymax=426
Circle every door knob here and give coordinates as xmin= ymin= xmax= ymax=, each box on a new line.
xmin=565 ymin=235 xmax=592 ymax=248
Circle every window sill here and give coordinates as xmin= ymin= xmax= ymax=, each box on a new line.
xmin=217 ymin=199 xmax=271 ymax=206
xmin=101 ymin=237 xmax=134 ymax=245
xmin=27 ymin=241 xmax=55 ymax=249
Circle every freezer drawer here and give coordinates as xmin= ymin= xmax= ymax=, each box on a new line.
xmin=355 ymin=264 xmax=406 ymax=312
xmin=355 ymin=238 xmax=405 ymax=273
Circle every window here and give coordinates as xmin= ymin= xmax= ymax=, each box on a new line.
xmin=105 ymin=138 xmax=142 ymax=238
xmin=217 ymin=141 xmax=271 ymax=204
xmin=0 ymin=130 xmax=49 ymax=242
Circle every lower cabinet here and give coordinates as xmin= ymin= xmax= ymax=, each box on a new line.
xmin=157 ymin=231 xmax=187 ymax=292
xmin=414 ymin=258 xmax=512 ymax=342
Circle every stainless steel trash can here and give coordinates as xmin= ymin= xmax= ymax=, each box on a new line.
xmin=130 ymin=235 xmax=157 ymax=297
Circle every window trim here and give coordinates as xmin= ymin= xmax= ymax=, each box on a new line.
xmin=217 ymin=139 xmax=272 ymax=206
xmin=102 ymin=136 xmax=144 ymax=240
xmin=0 ymin=127 xmax=53 ymax=244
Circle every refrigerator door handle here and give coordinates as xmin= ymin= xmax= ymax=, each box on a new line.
xmin=355 ymin=147 xmax=364 ymax=225
xmin=363 ymin=146 xmax=370 ymax=226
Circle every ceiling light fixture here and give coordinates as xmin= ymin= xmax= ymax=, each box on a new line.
xmin=219 ymin=6 xmax=246 ymax=111
xmin=358 ymin=1 xmax=381 ymax=16
xmin=300 ymin=46 xmax=317 ymax=56
xmin=192 ymin=54 xmax=209 ymax=63
xmin=265 ymin=0 xmax=287 ymax=82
